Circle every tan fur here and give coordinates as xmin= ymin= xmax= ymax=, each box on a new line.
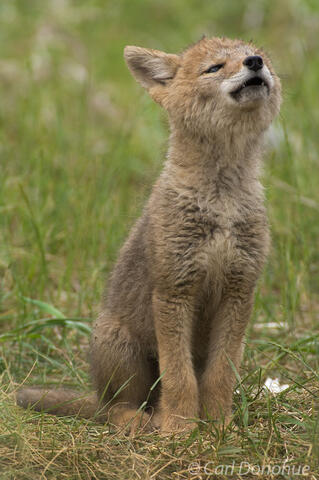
xmin=17 ymin=36 xmax=281 ymax=433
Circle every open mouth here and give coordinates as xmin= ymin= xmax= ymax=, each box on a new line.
xmin=231 ymin=76 xmax=269 ymax=98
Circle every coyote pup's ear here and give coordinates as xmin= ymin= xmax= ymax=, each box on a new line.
xmin=124 ymin=46 xmax=180 ymax=90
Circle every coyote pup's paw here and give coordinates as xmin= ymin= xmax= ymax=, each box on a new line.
xmin=108 ymin=406 xmax=155 ymax=436
xmin=200 ymin=397 xmax=232 ymax=426
xmin=160 ymin=413 xmax=197 ymax=434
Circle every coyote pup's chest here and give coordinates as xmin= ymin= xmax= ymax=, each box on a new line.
xmin=151 ymin=182 xmax=268 ymax=292
xmin=198 ymin=202 xmax=269 ymax=285
xmin=188 ymin=189 xmax=268 ymax=279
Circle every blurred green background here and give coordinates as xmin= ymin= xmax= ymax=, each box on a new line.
xmin=0 ymin=0 xmax=318 ymax=384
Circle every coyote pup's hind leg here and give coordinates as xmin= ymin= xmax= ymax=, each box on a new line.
xmin=90 ymin=312 xmax=157 ymax=433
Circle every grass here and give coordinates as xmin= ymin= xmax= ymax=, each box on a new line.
xmin=0 ymin=0 xmax=318 ymax=478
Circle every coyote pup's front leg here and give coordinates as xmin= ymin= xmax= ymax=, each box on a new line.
xmin=153 ymin=291 xmax=199 ymax=432
xmin=199 ymin=287 xmax=255 ymax=423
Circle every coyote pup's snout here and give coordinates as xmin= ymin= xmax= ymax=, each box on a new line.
xmin=17 ymin=36 xmax=281 ymax=434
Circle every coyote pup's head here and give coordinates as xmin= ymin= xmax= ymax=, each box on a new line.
xmin=124 ymin=37 xmax=281 ymax=138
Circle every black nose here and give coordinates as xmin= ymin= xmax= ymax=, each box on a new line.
xmin=243 ymin=55 xmax=263 ymax=72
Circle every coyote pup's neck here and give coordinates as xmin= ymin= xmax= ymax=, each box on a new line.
xmin=166 ymin=127 xmax=262 ymax=179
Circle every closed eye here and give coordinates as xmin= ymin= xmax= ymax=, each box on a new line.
xmin=203 ymin=63 xmax=225 ymax=74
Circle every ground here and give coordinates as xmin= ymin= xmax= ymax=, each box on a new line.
xmin=0 ymin=0 xmax=318 ymax=479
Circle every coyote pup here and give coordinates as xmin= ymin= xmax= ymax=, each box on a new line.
xmin=17 ymin=36 xmax=281 ymax=433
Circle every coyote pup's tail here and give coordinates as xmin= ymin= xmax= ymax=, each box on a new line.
xmin=16 ymin=387 xmax=106 ymax=422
